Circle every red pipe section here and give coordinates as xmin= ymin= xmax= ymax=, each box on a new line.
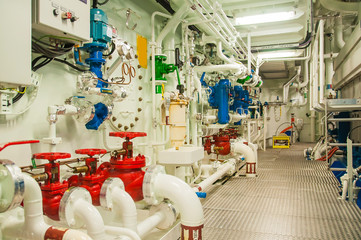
xmin=0 ymin=140 xmax=39 ymax=152
xmin=316 ymin=147 xmax=339 ymax=161
xmin=280 ymin=126 xmax=293 ymax=134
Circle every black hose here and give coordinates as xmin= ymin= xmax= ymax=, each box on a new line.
xmin=53 ymin=58 xmax=87 ymax=72
xmin=103 ymin=42 xmax=115 ymax=57
xmin=92 ymin=0 xmax=98 ymax=8
xmin=98 ymin=0 xmax=110 ymax=6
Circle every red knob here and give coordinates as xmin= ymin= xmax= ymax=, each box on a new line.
xmin=75 ymin=148 xmax=107 ymax=157
xmin=109 ymin=132 xmax=147 ymax=140
xmin=32 ymin=152 xmax=71 ymax=162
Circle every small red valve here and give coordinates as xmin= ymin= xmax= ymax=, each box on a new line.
xmin=109 ymin=132 xmax=147 ymax=140
xmin=33 ymin=152 xmax=70 ymax=221
xmin=32 ymin=152 xmax=71 ymax=162
xmin=75 ymin=148 xmax=107 ymax=157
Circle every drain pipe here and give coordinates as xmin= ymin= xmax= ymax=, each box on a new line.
xmin=232 ymin=141 xmax=256 ymax=177
xmin=193 ymin=159 xmax=237 ymax=193
xmin=143 ymin=166 xmax=204 ymax=240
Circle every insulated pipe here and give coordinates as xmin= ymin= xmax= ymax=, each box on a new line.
xmin=232 ymin=141 xmax=256 ymax=177
xmin=156 ymin=3 xmax=191 ymax=54
xmin=151 ymin=12 xmax=172 ymax=146
xmin=145 ymin=170 xmax=204 ymax=239
xmin=193 ymin=159 xmax=236 ymax=192
xmin=137 ymin=211 xmax=165 ymax=238
xmin=154 ymin=174 xmax=204 ymax=226
xmin=341 ymin=180 xmax=348 ymax=200
xmin=335 ymin=16 xmax=345 ymax=49
xmin=320 ymin=0 xmax=359 ymax=14
xmin=217 ymin=41 xmax=232 ymax=64
xmin=193 ymin=64 xmax=246 ymax=73
xmin=73 ymin=199 xmax=106 ymax=240
xmin=319 ymin=19 xmax=325 ymax=105
xmin=104 ymin=226 xmax=141 ymax=240
xmin=19 ymin=174 xmax=93 ymax=240
xmin=248 ymin=33 xmax=251 ymax=73
xmin=111 ymin=187 xmax=137 ymax=232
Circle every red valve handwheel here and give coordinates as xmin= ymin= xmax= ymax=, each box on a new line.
xmin=75 ymin=148 xmax=107 ymax=157
xmin=109 ymin=132 xmax=147 ymax=140
xmin=32 ymin=152 xmax=71 ymax=161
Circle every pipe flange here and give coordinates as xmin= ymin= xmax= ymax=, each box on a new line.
xmin=0 ymin=160 xmax=24 ymax=213
xmin=142 ymin=165 xmax=165 ymax=205
xmin=150 ymin=201 xmax=177 ymax=230
xmin=59 ymin=187 xmax=92 ymax=228
xmin=99 ymin=177 xmax=125 ymax=210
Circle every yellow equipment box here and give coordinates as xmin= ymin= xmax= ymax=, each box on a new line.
xmin=272 ymin=135 xmax=290 ymax=148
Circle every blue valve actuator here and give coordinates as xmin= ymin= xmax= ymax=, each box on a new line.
xmin=85 ymin=102 xmax=109 ymax=130
xmin=196 ymin=192 xmax=207 ymax=198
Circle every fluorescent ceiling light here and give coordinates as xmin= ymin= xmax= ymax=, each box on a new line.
xmin=257 ymin=51 xmax=298 ymax=59
xmin=235 ymin=11 xmax=295 ymax=25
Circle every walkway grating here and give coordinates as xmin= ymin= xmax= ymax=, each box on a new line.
xmin=202 ymin=143 xmax=361 ymax=240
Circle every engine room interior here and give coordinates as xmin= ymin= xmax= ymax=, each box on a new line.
xmin=1 ymin=0 xmax=361 ymax=239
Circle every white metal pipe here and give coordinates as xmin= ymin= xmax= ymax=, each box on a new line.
xmin=17 ymin=174 xmax=92 ymax=240
xmin=137 ymin=211 xmax=165 ymax=238
xmin=335 ymin=16 xmax=345 ymax=49
xmin=73 ymin=199 xmax=106 ymax=240
xmin=154 ymin=174 xmax=204 ymax=227
xmin=193 ymin=63 xmax=247 ymax=74
xmin=248 ymin=33 xmax=251 ymax=73
xmin=151 ymin=12 xmax=172 ymax=146
xmin=310 ymin=111 xmax=316 ymax=142
xmin=156 ymin=4 xmax=190 ymax=54
xmin=194 ymin=159 xmax=236 ymax=192
xmin=104 ymin=226 xmax=141 ymax=240
xmin=217 ymin=41 xmax=232 ymax=64
xmin=232 ymin=141 xmax=256 ymax=177
xmin=111 ymin=187 xmax=137 ymax=232
xmin=341 ymin=180 xmax=348 ymax=200
xmin=22 ymin=174 xmax=50 ymax=239
xmin=319 ymin=19 xmax=325 ymax=105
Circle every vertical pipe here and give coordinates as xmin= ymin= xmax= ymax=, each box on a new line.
xmin=319 ymin=19 xmax=325 ymax=105
xmin=310 ymin=111 xmax=316 ymax=142
xmin=247 ymin=33 xmax=251 ymax=73
xmin=347 ymin=138 xmax=354 ymax=202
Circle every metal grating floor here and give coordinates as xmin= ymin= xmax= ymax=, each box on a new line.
xmin=202 ymin=143 xmax=361 ymax=240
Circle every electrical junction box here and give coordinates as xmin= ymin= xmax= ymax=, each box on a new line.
xmin=32 ymin=0 xmax=90 ymax=42
xmin=0 ymin=0 xmax=32 ymax=86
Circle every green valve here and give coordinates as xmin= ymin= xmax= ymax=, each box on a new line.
xmin=155 ymin=85 xmax=162 ymax=94
xmin=237 ymin=75 xmax=252 ymax=84
xmin=31 ymin=158 xmax=37 ymax=169
xmin=154 ymin=55 xmax=177 ymax=81
xmin=304 ymin=92 xmax=308 ymax=98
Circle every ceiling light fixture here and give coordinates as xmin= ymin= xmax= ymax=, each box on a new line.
xmin=235 ymin=11 xmax=296 ymax=25
xmin=257 ymin=51 xmax=298 ymax=59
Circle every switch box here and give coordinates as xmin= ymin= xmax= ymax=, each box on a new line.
xmin=0 ymin=0 xmax=32 ymax=86
xmin=32 ymin=0 xmax=90 ymax=42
